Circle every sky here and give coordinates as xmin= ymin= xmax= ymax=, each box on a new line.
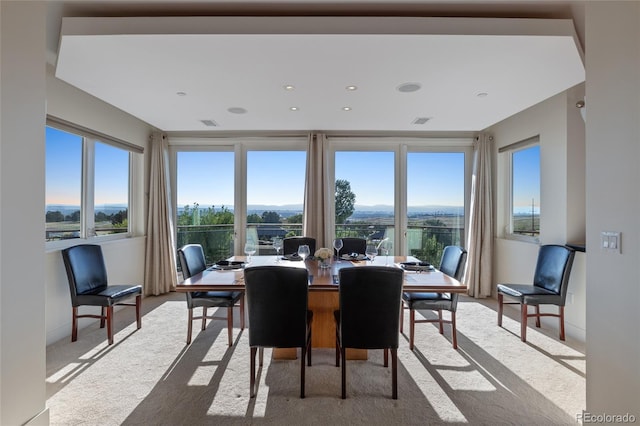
xmin=512 ymin=145 xmax=540 ymax=213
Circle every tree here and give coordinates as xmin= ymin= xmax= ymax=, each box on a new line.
xmin=335 ymin=179 xmax=356 ymax=224
xmin=261 ymin=211 xmax=281 ymax=224
xmin=247 ymin=213 xmax=262 ymax=224
xmin=287 ymin=213 xmax=303 ymax=224
xmin=46 ymin=210 xmax=64 ymax=222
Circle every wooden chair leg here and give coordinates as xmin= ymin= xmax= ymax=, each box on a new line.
xmin=240 ymin=296 xmax=245 ymax=330
xmin=106 ymin=306 xmax=114 ymax=345
xmin=259 ymin=347 xmax=264 ymax=367
xmin=384 ymin=348 xmax=388 ymax=367
xmin=227 ymin=306 xmax=233 ymax=346
xmin=438 ymin=310 xmax=444 ymax=334
xmin=535 ymin=305 xmax=541 ymax=327
xmin=187 ymin=308 xmax=193 ymax=344
xmin=70 ymin=307 xmax=78 ymax=342
xmin=400 ymin=302 xmax=404 ymax=333
xmin=307 ymin=326 xmax=312 ymax=367
xmin=250 ymin=346 xmax=257 ymax=398
xmin=391 ymin=348 xmax=398 ymax=400
xmin=520 ymin=303 xmax=528 ymax=342
xmin=136 ymin=295 xmax=142 ymax=329
xmin=100 ymin=307 xmax=106 ymax=328
xmin=201 ymin=307 xmax=207 ymax=331
xmin=409 ymin=308 xmax=416 ymax=350
xmin=559 ymin=306 xmax=566 ymax=341
xmin=497 ymin=293 xmax=504 ymax=326
xmin=341 ymin=347 xmax=347 ymax=399
xmin=451 ymin=311 xmax=458 ymax=349
xmin=300 ymin=345 xmax=306 ymax=398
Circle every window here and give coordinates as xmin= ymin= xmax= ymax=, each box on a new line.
xmin=503 ymin=137 xmax=540 ymax=240
xmin=45 ymin=119 xmax=139 ymax=243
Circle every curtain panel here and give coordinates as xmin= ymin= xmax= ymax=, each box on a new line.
xmin=303 ymin=133 xmax=331 ymax=249
xmin=464 ymin=133 xmax=494 ymax=298
xmin=144 ymin=132 xmax=177 ymax=295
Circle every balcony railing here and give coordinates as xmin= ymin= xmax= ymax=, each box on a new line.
xmin=177 ymin=222 xmax=464 ymax=266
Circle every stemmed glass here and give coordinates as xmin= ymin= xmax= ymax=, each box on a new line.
xmin=365 ymin=244 xmax=377 ymax=264
xmin=381 ymin=240 xmax=392 ymax=265
xmin=333 ymin=238 xmax=343 ymax=262
xmin=244 ymin=241 xmax=256 ymax=263
xmin=297 ymin=244 xmax=310 ymax=262
xmin=273 ymin=237 xmax=283 ymax=262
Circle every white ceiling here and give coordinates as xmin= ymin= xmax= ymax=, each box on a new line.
xmin=54 ymin=15 xmax=585 ymax=133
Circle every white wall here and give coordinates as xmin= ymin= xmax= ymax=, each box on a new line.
xmin=45 ymin=64 xmax=152 ymax=346
xmin=585 ymin=3 xmax=640 ymax=418
xmin=489 ymin=88 xmax=587 ymax=342
xmin=0 ymin=2 xmax=48 ymax=424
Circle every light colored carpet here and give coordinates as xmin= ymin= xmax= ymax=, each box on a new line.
xmin=46 ymin=292 xmax=585 ymax=425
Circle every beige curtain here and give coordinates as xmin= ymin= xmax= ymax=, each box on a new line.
xmin=464 ymin=133 xmax=494 ymax=298
xmin=144 ymin=132 xmax=177 ymax=295
xmin=303 ymin=133 xmax=330 ymax=249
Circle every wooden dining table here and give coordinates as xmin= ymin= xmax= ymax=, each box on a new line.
xmin=176 ymin=255 xmax=467 ymax=359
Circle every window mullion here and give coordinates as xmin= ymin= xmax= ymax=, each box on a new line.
xmin=83 ymin=138 xmax=96 ymax=238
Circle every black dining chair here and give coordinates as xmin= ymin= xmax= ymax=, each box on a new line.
xmin=335 ymin=237 xmax=367 ymax=257
xmin=61 ymin=244 xmax=142 ymax=345
xmin=401 ymin=245 xmax=467 ymax=350
xmin=283 ymin=236 xmax=316 ymax=256
xmin=497 ymin=244 xmax=575 ymax=342
xmin=244 ymin=266 xmax=313 ymax=398
xmin=334 ymin=266 xmax=403 ymax=399
xmin=177 ymin=244 xmax=244 ymax=346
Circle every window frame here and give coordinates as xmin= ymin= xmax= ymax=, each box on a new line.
xmin=500 ymin=135 xmax=541 ymax=243
xmin=45 ymin=117 xmax=140 ymax=250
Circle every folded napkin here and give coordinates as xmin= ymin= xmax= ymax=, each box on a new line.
xmin=283 ymin=253 xmax=303 ymax=261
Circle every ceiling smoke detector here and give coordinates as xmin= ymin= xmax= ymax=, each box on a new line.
xmin=397 ymin=82 xmax=422 ymax=93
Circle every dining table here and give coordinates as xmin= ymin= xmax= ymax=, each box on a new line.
xmin=176 ymin=254 xmax=467 ymax=359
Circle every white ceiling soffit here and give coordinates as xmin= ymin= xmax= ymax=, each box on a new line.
xmin=55 ymin=16 xmax=585 ymax=133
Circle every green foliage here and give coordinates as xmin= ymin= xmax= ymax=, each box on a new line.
xmin=247 ymin=213 xmax=263 ymax=224
xmin=261 ymin=211 xmax=281 ymax=223
xmin=287 ymin=213 xmax=303 ymax=224
xmin=424 ymin=218 xmax=445 ymax=227
xmin=45 ymin=211 xmax=64 ymax=222
xmin=176 ymin=203 xmax=235 ymax=262
xmin=66 ymin=210 xmax=80 ymax=222
xmin=335 ymin=179 xmax=356 ymax=224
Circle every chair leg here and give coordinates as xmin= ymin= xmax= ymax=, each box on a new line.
xmin=71 ymin=307 xmax=78 ymax=342
xmin=400 ymin=302 xmax=404 ymax=333
xmin=106 ymin=306 xmax=114 ymax=345
xmin=259 ymin=347 xmax=264 ymax=367
xmin=521 ymin=303 xmax=528 ymax=342
xmin=384 ymin=349 xmax=388 ymax=367
xmin=497 ymin=293 xmax=504 ymax=326
xmin=201 ymin=307 xmax=207 ymax=331
xmin=136 ymin=295 xmax=142 ymax=329
xmin=438 ymin=310 xmax=444 ymax=334
xmin=250 ymin=346 xmax=257 ymax=398
xmin=535 ymin=305 xmax=541 ymax=327
xmin=300 ymin=345 xmax=306 ymax=398
xmin=559 ymin=306 xmax=566 ymax=341
xmin=341 ymin=347 xmax=347 ymax=399
xmin=100 ymin=307 xmax=106 ymax=328
xmin=187 ymin=308 xmax=194 ymax=344
xmin=240 ymin=296 xmax=245 ymax=330
xmin=409 ymin=308 xmax=416 ymax=350
xmin=227 ymin=306 xmax=233 ymax=346
xmin=391 ymin=348 xmax=398 ymax=400
xmin=451 ymin=311 xmax=458 ymax=349
xmin=307 ymin=327 xmax=312 ymax=367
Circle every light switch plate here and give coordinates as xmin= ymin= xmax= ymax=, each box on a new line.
xmin=601 ymin=231 xmax=621 ymax=253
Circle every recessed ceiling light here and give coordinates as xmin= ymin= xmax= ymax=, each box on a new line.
xmin=284 ymin=85 xmax=295 ymax=91
xmin=176 ymin=91 xmax=187 ymax=96
xmin=346 ymin=85 xmax=358 ymax=91
xmin=342 ymin=106 xmax=352 ymax=111
xmin=290 ymin=107 xmax=299 ymax=111
xmin=476 ymin=92 xmax=489 ymax=98
xmin=396 ymin=82 xmax=421 ymax=93
xmin=227 ymin=107 xmax=247 ymax=114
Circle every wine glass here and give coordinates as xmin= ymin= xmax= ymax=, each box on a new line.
xmin=381 ymin=240 xmax=392 ymax=265
xmin=244 ymin=241 xmax=256 ymax=263
xmin=273 ymin=237 xmax=283 ymax=262
xmin=297 ymin=244 xmax=310 ymax=262
xmin=333 ymin=238 xmax=343 ymax=261
xmin=365 ymin=244 xmax=377 ymax=264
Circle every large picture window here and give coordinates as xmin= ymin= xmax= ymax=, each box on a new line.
xmin=45 ymin=119 xmax=139 ymax=243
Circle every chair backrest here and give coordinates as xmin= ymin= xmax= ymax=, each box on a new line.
xmin=336 ymin=237 xmax=367 ymax=256
xmin=439 ymin=246 xmax=467 ymax=281
xmin=61 ymin=244 xmax=108 ymax=301
xmin=533 ymin=245 xmax=575 ymax=298
xmin=244 ymin=266 xmax=310 ymax=348
xmin=283 ymin=236 xmax=316 ymax=256
xmin=177 ymin=244 xmax=207 ymax=280
xmin=338 ymin=266 xmax=403 ymax=349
